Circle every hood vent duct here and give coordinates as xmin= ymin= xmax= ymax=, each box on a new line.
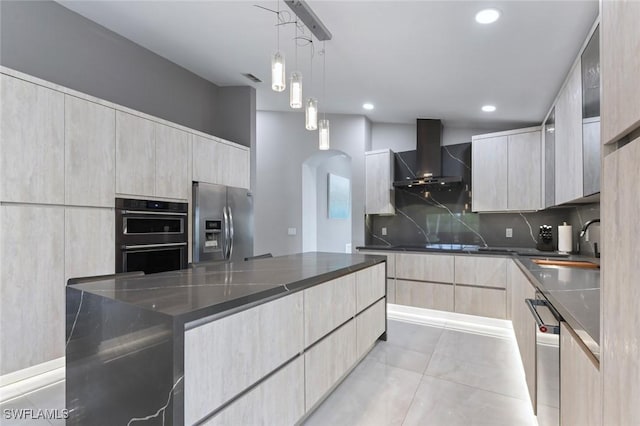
xmin=393 ymin=119 xmax=463 ymax=191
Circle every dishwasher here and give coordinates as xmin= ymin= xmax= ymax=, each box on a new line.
xmin=526 ymin=291 xmax=562 ymax=426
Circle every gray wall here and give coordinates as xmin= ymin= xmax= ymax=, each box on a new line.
xmin=0 ymin=0 xmax=253 ymax=147
xmin=255 ymin=111 xmax=368 ymax=256
xmin=371 ymin=122 xmax=503 ymax=151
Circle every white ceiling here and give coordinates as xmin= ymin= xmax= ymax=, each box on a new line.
xmin=57 ymin=0 xmax=598 ymax=129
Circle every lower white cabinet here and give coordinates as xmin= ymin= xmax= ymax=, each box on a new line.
xmin=454 ymin=286 xmax=506 ymax=319
xmin=356 ymin=263 xmax=385 ymax=312
xmin=64 ymin=207 xmax=114 ymax=282
xmin=560 ymin=322 xmax=601 ymax=426
xmin=454 ymin=255 xmax=507 ymax=288
xmin=304 ymin=274 xmax=356 ymax=347
xmin=0 ymin=205 xmax=65 ymax=375
xmin=395 ymin=280 xmax=454 ymax=311
xmin=356 ymin=299 xmax=386 ymax=359
xmin=510 ymin=261 xmax=537 ymax=410
xmin=395 ymin=253 xmax=454 ymax=283
xmin=184 ymin=293 xmax=304 ymax=424
xmin=205 ymin=358 xmax=304 ymax=426
xmin=387 ymin=278 xmax=396 ymax=304
xmin=305 ymin=320 xmax=357 ymax=411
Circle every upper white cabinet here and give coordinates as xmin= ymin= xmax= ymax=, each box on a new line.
xmin=155 ymin=123 xmax=191 ymax=200
xmin=601 ymin=1 xmax=640 ymax=144
xmin=365 ymin=149 xmax=395 ymax=215
xmin=555 ymin=63 xmax=584 ymax=205
xmin=65 ymin=96 xmax=115 ymax=207
xmin=1 ymin=75 xmax=64 ymax=204
xmin=472 ymin=128 xmax=541 ymax=212
xmin=115 ymin=111 xmax=156 ymax=197
xmin=193 ymin=135 xmax=250 ymax=189
xmin=116 ymin=112 xmax=193 ymax=200
xmin=471 ymin=135 xmax=508 ymax=212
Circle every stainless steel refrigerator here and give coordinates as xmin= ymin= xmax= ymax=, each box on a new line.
xmin=193 ymin=182 xmax=253 ymax=263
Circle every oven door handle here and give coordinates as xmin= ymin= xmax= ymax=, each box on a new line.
xmin=122 ymin=243 xmax=188 ymax=250
xmin=122 ymin=210 xmax=188 ymax=217
xmin=525 ymin=298 xmax=560 ymax=334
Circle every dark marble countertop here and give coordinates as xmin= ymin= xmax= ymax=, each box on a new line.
xmin=357 ymin=245 xmax=600 ymax=358
xmin=67 ymin=252 xmax=385 ymax=324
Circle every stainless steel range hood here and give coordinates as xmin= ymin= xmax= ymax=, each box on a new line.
xmin=393 ymin=119 xmax=463 ymax=191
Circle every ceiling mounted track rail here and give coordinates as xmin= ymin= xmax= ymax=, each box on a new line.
xmin=284 ymin=0 xmax=332 ymax=41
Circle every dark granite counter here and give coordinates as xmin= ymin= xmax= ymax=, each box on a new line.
xmin=69 ymin=252 xmax=385 ymax=323
xmin=357 ymin=245 xmax=600 ymax=358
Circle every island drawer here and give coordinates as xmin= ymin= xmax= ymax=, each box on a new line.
xmin=304 ymin=273 xmax=356 ymax=348
xmin=356 ymin=298 xmax=386 ymax=359
xmin=356 ymin=263 xmax=386 ymax=312
xmin=184 ymin=292 xmax=304 ymax=424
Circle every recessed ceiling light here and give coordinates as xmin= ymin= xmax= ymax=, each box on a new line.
xmin=363 ymin=103 xmax=374 ymax=110
xmin=482 ymin=105 xmax=497 ymax=112
xmin=475 ymin=8 xmax=501 ymax=24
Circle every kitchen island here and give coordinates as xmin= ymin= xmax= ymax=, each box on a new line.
xmin=65 ymin=252 xmax=387 ymax=425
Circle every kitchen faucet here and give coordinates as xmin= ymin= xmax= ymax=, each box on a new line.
xmin=578 ymin=219 xmax=601 ymax=258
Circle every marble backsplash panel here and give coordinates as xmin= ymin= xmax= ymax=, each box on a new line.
xmin=366 ymin=145 xmax=600 ymax=254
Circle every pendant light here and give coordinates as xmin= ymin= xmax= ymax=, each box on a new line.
xmin=305 ymin=40 xmax=317 ymax=130
xmin=289 ymin=23 xmax=303 ymax=108
xmin=318 ymin=42 xmax=330 ymax=150
xmin=271 ymin=2 xmax=285 ymax=92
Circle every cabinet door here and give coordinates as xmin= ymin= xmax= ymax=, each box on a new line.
xmin=65 ymin=95 xmax=115 ymax=207
xmin=305 ymin=320 xmax=356 ymax=411
xmin=115 ymin=111 xmax=155 ymax=197
xmin=355 ymin=263 xmax=385 ymax=312
xmin=472 ymin=136 xmax=508 ymax=211
xmin=601 ymin=1 xmax=640 ymax=143
xmin=365 ymin=150 xmax=395 ymax=215
xmin=454 ymin=256 xmax=507 ymax=288
xmin=508 ymin=131 xmax=541 ymax=210
xmin=155 ymin=123 xmax=190 ymax=200
xmin=395 ymin=280 xmax=454 ymax=312
xmin=582 ymin=119 xmax=601 ymax=196
xmin=0 ymin=205 xmax=65 ymax=375
xmin=224 ymin=144 xmax=250 ymax=189
xmin=184 ymin=293 xmax=303 ymax=424
xmin=64 ymin=207 xmax=114 ymax=283
xmin=454 ymin=286 xmax=506 ymax=319
xmin=510 ymin=262 xmax=536 ymax=409
xmin=304 ymin=273 xmax=356 ymax=347
xmin=192 ymin=134 xmax=216 ymax=183
xmin=560 ymin=322 xmax=601 ymax=426
xmin=356 ymin=299 xmax=386 ymax=359
xmin=395 ymin=253 xmax=454 ymax=283
xmin=204 ymin=357 xmax=304 ymax=426
xmin=0 ymin=75 xmax=64 ymax=204
xmin=555 ymin=63 xmax=583 ymax=204
xmin=602 ymin=136 xmax=640 ymax=425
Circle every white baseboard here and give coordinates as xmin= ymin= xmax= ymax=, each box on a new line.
xmin=0 ymin=358 xmax=65 ymax=403
xmin=387 ymin=304 xmax=515 ymax=339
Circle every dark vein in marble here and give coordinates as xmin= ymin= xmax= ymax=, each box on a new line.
xmin=444 ymin=146 xmax=471 ymax=170
xmin=126 ymin=375 xmax=183 ymax=426
xmin=66 ymin=290 xmax=83 ymax=349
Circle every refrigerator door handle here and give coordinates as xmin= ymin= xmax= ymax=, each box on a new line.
xmin=228 ymin=205 xmax=235 ymax=260
xmin=223 ymin=206 xmax=230 ymax=260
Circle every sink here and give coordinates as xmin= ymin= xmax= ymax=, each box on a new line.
xmin=532 ymin=259 xmax=600 ymax=269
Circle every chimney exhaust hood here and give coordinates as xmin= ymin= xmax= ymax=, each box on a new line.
xmin=393 ymin=119 xmax=463 ymax=191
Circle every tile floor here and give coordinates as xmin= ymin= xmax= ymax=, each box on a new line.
xmin=1 ymin=319 xmax=537 ymax=425
xmin=304 ymin=319 xmax=537 ymax=426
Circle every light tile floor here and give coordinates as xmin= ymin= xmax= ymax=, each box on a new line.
xmin=1 ymin=319 xmax=536 ymax=425
xmin=304 ymin=319 xmax=537 ymax=426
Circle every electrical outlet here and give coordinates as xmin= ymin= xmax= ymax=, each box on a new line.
xmin=287 ymin=227 xmax=297 ymax=236
xmin=381 ymin=227 xmax=387 ymax=236
xmin=506 ymin=228 xmax=513 ymax=238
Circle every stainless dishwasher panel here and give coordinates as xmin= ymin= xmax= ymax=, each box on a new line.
xmin=526 ymin=293 xmax=561 ymax=426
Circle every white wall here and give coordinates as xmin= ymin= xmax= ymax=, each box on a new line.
xmin=315 ymin=155 xmax=351 ymax=253
xmin=255 ymin=111 xmax=368 ymax=256
xmin=371 ymin=122 xmax=502 ymax=151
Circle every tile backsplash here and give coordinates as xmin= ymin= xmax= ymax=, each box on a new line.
xmin=366 ymin=146 xmax=600 ymax=255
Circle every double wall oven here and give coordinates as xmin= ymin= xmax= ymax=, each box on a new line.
xmin=115 ymin=198 xmax=188 ymax=274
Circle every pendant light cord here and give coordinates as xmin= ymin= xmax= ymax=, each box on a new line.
xmin=322 ymin=41 xmax=326 ymax=119
xmin=276 ymin=1 xmax=280 ymax=51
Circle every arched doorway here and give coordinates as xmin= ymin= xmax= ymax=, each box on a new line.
xmin=302 ymin=150 xmax=352 ymax=253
